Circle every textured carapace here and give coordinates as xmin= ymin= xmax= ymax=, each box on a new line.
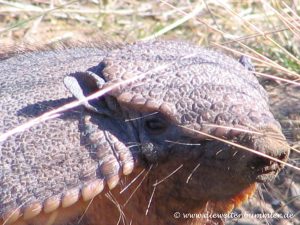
xmin=0 ymin=40 xmax=290 ymax=225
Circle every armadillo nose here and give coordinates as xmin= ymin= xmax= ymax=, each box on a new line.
xmin=254 ymin=123 xmax=290 ymax=158
xmin=246 ymin=125 xmax=290 ymax=181
xmin=248 ymin=151 xmax=288 ymax=174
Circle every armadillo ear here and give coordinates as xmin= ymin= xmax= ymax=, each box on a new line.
xmin=238 ymin=55 xmax=255 ymax=72
xmin=64 ymin=71 xmax=108 ymax=114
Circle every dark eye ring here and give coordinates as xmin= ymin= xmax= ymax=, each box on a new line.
xmin=145 ymin=118 xmax=167 ymax=134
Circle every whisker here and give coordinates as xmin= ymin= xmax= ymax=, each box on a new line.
xmin=77 ymin=198 xmax=94 ymax=224
xmin=125 ymin=112 xmax=159 ymax=122
xmin=3 ymin=199 xmax=30 ymax=225
xmin=45 ymin=211 xmax=59 ymax=225
xmin=105 ymin=192 xmax=126 ymax=225
xmin=145 ymin=179 xmax=158 ymax=216
xmin=153 ymin=164 xmax=183 ymax=186
xmin=165 ymin=140 xmax=202 ymax=146
xmin=127 ymin=143 xmax=142 ymax=149
xmin=120 ymin=169 xmax=146 ymax=194
xmin=123 ymin=165 xmax=153 ymax=206
xmin=186 ymin=163 xmax=201 ymax=184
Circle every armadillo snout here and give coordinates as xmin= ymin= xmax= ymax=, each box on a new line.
xmin=241 ymin=125 xmax=290 ymax=182
xmin=247 ymin=151 xmax=288 ymax=182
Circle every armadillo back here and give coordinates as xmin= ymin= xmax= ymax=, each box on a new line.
xmin=0 ymin=46 xmax=108 ymax=218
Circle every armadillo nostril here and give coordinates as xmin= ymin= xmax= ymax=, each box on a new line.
xmin=248 ymin=155 xmax=281 ymax=174
xmin=248 ymin=152 xmax=287 ymax=176
xmin=278 ymin=152 xmax=288 ymax=161
xmin=250 ymin=156 xmax=272 ymax=170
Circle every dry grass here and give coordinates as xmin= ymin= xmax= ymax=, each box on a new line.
xmin=0 ymin=1 xmax=299 ymax=83
xmin=0 ymin=1 xmax=299 ymax=68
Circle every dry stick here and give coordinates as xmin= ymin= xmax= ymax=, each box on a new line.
xmin=0 ymin=48 xmax=205 ymax=142
xmin=0 ymin=60 xmax=172 ymax=142
xmin=0 ymin=0 xmax=41 ymax=11
xmin=0 ymin=3 xmax=160 ymax=22
xmin=0 ymin=1 xmax=151 ymax=15
xmin=141 ymin=2 xmax=205 ymax=41
xmin=159 ymin=0 xmax=224 ymax=34
xmin=228 ymin=11 xmax=300 ymax=78
xmin=238 ymin=41 xmax=300 ymax=78
xmin=167 ymin=120 xmax=285 ymax=147
xmin=160 ymin=0 xmax=300 ymax=79
xmin=217 ymin=0 xmax=300 ymax=64
xmin=282 ymin=2 xmax=300 ymax=25
xmin=275 ymin=195 xmax=300 ymax=214
xmin=218 ymin=24 xmax=300 ymax=46
xmin=204 ymin=124 xmax=264 ymax=136
xmin=179 ymin=125 xmax=300 ymax=172
xmin=221 ymin=30 xmax=300 ymax=80
xmin=0 ymin=0 xmax=79 ymax=34
xmin=269 ymin=175 xmax=300 ymax=216
xmin=256 ymin=185 xmax=270 ymax=225
xmin=262 ymin=180 xmax=300 ymax=213
xmin=213 ymin=42 xmax=300 ymax=80
xmin=263 ymin=0 xmax=300 ymax=38
xmin=254 ymin=71 xmax=300 ymax=86
xmin=215 ymin=124 xmax=264 ymax=135
xmin=205 ymin=124 xmax=295 ymax=144
xmin=291 ymin=146 xmax=300 ymax=154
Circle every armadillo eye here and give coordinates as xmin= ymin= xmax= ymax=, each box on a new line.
xmin=144 ymin=118 xmax=167 ymax=134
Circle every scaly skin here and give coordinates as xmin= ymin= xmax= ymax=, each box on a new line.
xmin=0 ymin=40 xmax=290 ymax=225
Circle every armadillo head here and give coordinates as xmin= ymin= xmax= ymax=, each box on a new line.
xmin=65 ymin=40 xmax=289 ymax=208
